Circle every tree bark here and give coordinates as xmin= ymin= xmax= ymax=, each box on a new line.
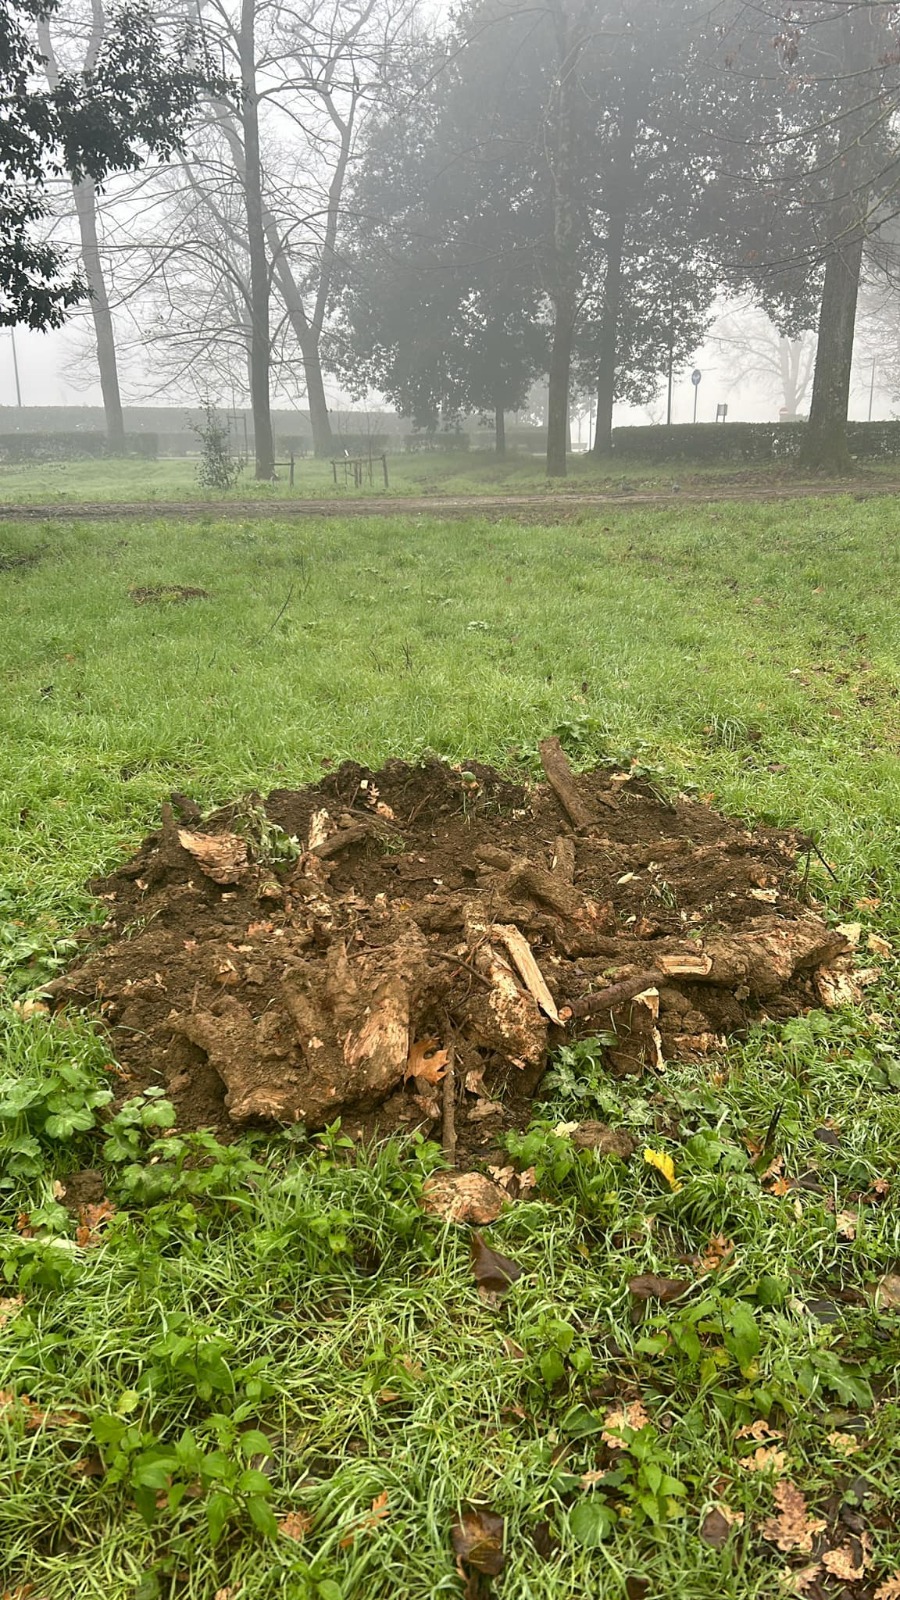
xmin=268 ymin=241 xmax=335 ymax=458
xmin=494 ymin=400 xmax=506 ymax=456
xmin=74 ymin=180 xmax=126 ymax=455
xmin=545 ymin=0 xmax=587 ymax=480
xmin=239 ymin=0 xmax=275 ymax=480
xmin=592 ymin=89 xmax=641 ymax=458
xmin=38 ymin=7 xmax=126 ymax=455
xmin=798 ymin=5 xmax=878 ymax=473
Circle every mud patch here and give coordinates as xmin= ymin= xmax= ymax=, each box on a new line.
xmin=128 ymin=584 xmax=210 ymax=604
xmin=45 ymin=748 xmax=851 ymax=1159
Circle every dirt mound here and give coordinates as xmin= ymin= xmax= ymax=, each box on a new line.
xmin=46 ymin=744 xmax=851 ymax=1157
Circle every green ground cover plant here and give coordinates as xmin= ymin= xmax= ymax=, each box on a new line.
xmin=2 ymin=497 xmax=900 ymax=1598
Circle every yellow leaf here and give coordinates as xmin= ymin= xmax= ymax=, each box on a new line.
xmin=643 ymin=1147 xmax=681 ymax=1191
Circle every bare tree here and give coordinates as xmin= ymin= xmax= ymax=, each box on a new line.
xmin=709 ymin=303 xmax=817 ymax=418
xmin=125 ymin=0 xmax=418 ymax=466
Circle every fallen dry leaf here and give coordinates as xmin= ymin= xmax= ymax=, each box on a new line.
xmin=781 ymin=1564 xmax=823 ymax=1595
xmin=0 ymin=1389 xmax=85 ymax=1432
xmin=874 ymin=1272 xmax=900 ymax=1310
xmin=76 ymin=1198 xmax=116 ymax=1248
xmin=602 ymin=1400 xmax=651 ymax=1446
xmin=451 ymin=1507 xmax=505 ymax=1576
xmin=761 ymin=1481 xmax=827 ymax=1553
xmin=469 ymin=1232 xmax=523 ymax=1294
xmin=835 ymin=1209 xmax=858 ymax=1240
xmin=827 ymin=1430 xmax=862 ymax=1456
xmin=737 ymin=1420 xmax=784 ymax=1441
xmin=406 ymin=1037 xmax=449 ymax=1084
xmin=468 ymin=1097 xmax=503 ymax=1120
xmin=277 ymin=1510 xmax=312 ymax=1541
xmin=874 ymin=1575 xmax=900 ymax=1599
xmin=700 ymin=1504 xmax=743 ymax=1548
xmin=628 ymin=1273 xmax=690 ymax=1303
xmin=700 ymin=1234 xmax=735 ymax=1273
xmin=340 ymin=1491 xmax=390 ymax=1546
xmin=867 ymin=931 xmax=892 ymax=959
xmin=177 ymin=828 xmax=248 ymax=884
xmin=0 ymin=1296 xmax=24 ymax=1329
xmin=740 ymin=1446 xmax=789 ymax=1473
xmin=837 ymin=921 xmax=863 ymax=948
xmin=821 ymin=1538 xmax=870 ymax=1581
xmin=422 ymin=1172 xmax=508 ymax=1225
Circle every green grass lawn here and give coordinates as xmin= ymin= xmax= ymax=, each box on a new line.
xmin=0 ymin=447 xmax=893 ymax=504
xmin=2 ymin=498 xmax=900 ymax=1599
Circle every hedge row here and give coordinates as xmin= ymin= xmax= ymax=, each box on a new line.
xmin=0 ymin=432 xmax=160 ymax=463
xmin=609 ymin=420 xmax=900 ymax=462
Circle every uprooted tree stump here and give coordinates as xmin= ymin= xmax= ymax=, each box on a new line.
xmin=43 ymin=747 xmax=859 ymax=1157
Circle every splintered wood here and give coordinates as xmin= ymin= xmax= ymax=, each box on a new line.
xmin=44 ymin=750 xmax=857 ymax=1145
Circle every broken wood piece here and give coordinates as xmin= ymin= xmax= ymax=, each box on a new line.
xmin=540 ymin=735 xmax=611 ymax=827
xmin=430 ymin=948 xmax=496 ymax=989
xmin=495 ymin=924 xmax=563 ymax=1024
xmin=562 ymin=970 xmax=667 ymax=1021
xmin=656 ymin=952 xmax=714 ymax=978
xmin=551 ymin=834 xmax=576 ymax=882
xmin=506 ymin=857 xmax=590 ymax=922
xmin=309 ymin=822 xmax=371 ymax=859
xmin=464 ymin=906 xmax=547 ymax=1065
xmin=473 ymin=844 xmax=513 ymax=872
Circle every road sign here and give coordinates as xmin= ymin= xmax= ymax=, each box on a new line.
xmin=691 ymin=368 xmax=702 ymax=386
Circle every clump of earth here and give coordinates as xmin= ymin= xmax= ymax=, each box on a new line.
xmin=46 ymin=742 xmax=853 ymax=1160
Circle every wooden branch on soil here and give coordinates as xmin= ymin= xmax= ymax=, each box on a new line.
xmin=540 ymin=735 xmax=613 ymax=825
xmin=562 ymin=971 xmax=665 ymax=1020
xmin=442 ymin=1038 xmax=457 ymax=1165
xmin=551 ymin=834 xmax=576 ymax=882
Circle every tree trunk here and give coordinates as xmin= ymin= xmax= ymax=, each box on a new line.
xmin=798 ymin=232 xmax=865 ymax=471
xmin=74 ymin=180 xmax=126 ymax=454
xmin=38 ymin=8 xmax=125 ymax=455
xmin=495 ymin=401 xmax=506 ymax=456
xmin=547 ymin=299 xmax=575 ymax=477
xmin=239 ymin=0 xmax=275 ymax=481
xmin=303 ymin=351 xmax=334 ymax=459
xmin=545 ymin=0 xmax=586 ymax=480
xmin=271 ymin=249 xmax=334 ymax=457
xmin=592 ymin=89 xmax=641 ymax=458
xmin=798 ymin=4 xmax=878 ymax=473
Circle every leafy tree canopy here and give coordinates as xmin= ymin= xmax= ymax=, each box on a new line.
xmin=1 ymin=0 xmax=218 ymax=327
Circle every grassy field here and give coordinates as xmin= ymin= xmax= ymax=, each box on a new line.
xmin=0 ymin=447 xmax=892 ymax=504
xmin=2 ymin=497 xmax=900 ymax=1599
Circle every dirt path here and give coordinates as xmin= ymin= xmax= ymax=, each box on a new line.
xmin=1 ymin=478 xmax=899 ymax=521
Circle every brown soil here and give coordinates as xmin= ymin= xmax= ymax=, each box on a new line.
xmin=46 ymin=753 xmax=850 ymax=1161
